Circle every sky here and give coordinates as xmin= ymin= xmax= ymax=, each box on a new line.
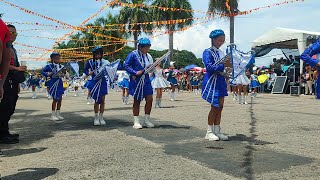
xmin=1 ymin=0 xmax=320 ymax=69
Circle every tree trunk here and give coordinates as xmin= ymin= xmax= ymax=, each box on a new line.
xmin=229 ymin=14 xmax=235 ymax=44
xmin=133 ymin=25 xmax=138 ymax=49
xmin=169 ymin=24 xmax=174 ymax=62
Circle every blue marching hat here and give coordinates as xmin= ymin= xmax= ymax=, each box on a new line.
xmin=92 ymin=46 xmax=103 ymax=53
xmin=50 ymin=52 xmax=60 ymax=59
xmin=138 ymin=38 xmax=151 ymax=46
xmin=209 ymin=29 xmax=225 ymax=39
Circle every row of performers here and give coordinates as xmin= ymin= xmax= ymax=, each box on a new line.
xmin=40 ymin=30 xmax=240 ymax=141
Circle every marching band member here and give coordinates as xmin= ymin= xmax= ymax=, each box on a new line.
xmin=250 ymin=70 xmax=259 ymax=98
xmin=167 ymin=61 xmax=178 ymax=101
xmin=124 ymin=38 xmax=155 ymax=129
xmin=230 ymin=79 xmax=238 ymax=101
xmin=301 ymin=38 xmax=320 ymax=99
xmin=233 ymin=69 xmax=250 ymax=104
xmin=190 ymin=72 xmax=200 ymax=94
xmin=151 ymin=64 xmax=171 ymax=108
xmin=84 ymin=46 xmax=110 ymax=126
xmin=202 ymin=29 xmax=231 ymax=141
xmin=28 ymin=72 xmax=40 ymax=99
xmin=41 ymin=52 xmax=65 ymax=121
xmin=73 ymin=77 xmax=81 ymax=97
xmin=118 ymin=71 xmax=130 ymax=105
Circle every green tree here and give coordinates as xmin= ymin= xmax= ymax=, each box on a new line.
xmin=208 ymin=0 xmax=239 ymax=43
xmin=152 ymin=0 xmax=193 ymax=62
xmin=55 ymin=13 xmax=127 ymax=61
xmin=111 ymin=0 xmax=153 ymax=49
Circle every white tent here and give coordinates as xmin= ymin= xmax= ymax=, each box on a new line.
xmin=251 ymin=27 xmax=320 ymax=73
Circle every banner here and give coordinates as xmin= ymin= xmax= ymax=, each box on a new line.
xmin=105 ymin=59 xmax=120 ymax=83
xmin=227 ymin=44 xmax=255 ymax=82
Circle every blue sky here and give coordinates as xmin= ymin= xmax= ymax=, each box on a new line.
xmin=1 ymin=0 xmax=320 ymax=69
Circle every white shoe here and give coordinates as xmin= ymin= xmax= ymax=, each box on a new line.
xmin=239 ymin=95 xmax=243 ymax=104
xmin=214 ymin=126 xmax=228 ymax=141
xmin=51 ymin=115 xmax=59 ymax=121
xmin=56 ymin=114 xmax=64 ymax=120
xmin=233 ymin=94 xmax=238 ymax=101
xmin=205 ymin=131 xmax=219 ymax=141
xmin=94 ymin=117 xmax=100 ymax=126
xmin=99 ymin=115 xmax=106 ymax=125
xmin=155 ymin=98 xmax=159 ymax=108
xmin=133 ymin=117 xmax=142 ymax=129
xmin=158 ymin=98 xmax=162 ymax=108
xmin=144 ymin=115 xmax=154 ymax=128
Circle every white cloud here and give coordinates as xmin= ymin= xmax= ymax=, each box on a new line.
xmin=150 ymin=20 xmax=230 ymax=58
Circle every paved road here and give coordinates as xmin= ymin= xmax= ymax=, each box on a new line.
xmin=1 ymin=90 xmax=320 ymax=179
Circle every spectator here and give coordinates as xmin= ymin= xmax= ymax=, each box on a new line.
xmin=304 ymin=65 xmax=314 ymax=95
xmin=267 ymin=69 xmax=277 ymax=90
xmin=0 ymin=24 xmax=27 ymax=144
xmin=0 ymin=18 xmax=18 ymax=144
xmin=289 ymin=55 xmax=295 ymax=64
xmin=0 ymin=16 xmax=11 ymax=101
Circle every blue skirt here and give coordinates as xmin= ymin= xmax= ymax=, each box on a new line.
xmin=30 ymin=79 xmax=39 ymax=86
xmin=118 ymin=79 xmax=129 ymax=89
xmin=48 ymin=78 xmax=64 ymax=101
xmin=86 ymin=78 xmax=108 ymax=104
xmin=129 ymin=75 xmax=153 ymax=101
xmin=167 ymin=77 xmax=178 ymax=85
xmin=251 ymin=80 xmax=259 ymax=88
xmin=191 ymin=80 xmax=198 ymax=86
xmin=201 ymin=74 xmax=228 ymax=108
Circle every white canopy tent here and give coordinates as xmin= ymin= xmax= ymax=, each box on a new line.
xmin=251 ymin=27 xmax=320 ymax=73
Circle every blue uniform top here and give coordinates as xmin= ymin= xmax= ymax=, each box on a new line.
xmin=202 ymin=47 xmax=226 ymax=86
xmin=124 ymin=50 xmax=154 ymax=100
xmin=124 ymin=50 xmax=153 ymax=82
xmin=41 ymin=63 xmax=64 ymax=78
xmin=83 ymin=59 xmax=110 ymax=79
xmin=201 ymin=46 xmax=228 ymax=107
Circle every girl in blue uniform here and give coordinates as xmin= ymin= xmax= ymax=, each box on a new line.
xmin=124 ymin=38 xmax=155 ymax=129
xmin=190 ymin=72 xmax=200 ymax=94
xmin=84 ymin=46 xmax=110 ymax=126
xmin=118 ymin=71 xmax=130 ymax=104
xmin=28 ymin=72 xmax=40 ymax=99
xmin=250 ymin=70 xmax=259 ymax=98
xmin=201 ymin=30 xmax=231 ymax=141
xmin=167 ymin=62 xmax=178 ymax=101
xmin=301 ymin=38 xmax=320 ymax=99
xmin=41 ymin=52 xmax=65 ymax=121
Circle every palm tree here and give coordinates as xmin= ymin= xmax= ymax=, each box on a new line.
xmin=89 ymin=14 xmax=128 ymax=58
xmin=55 ymin=13 xmax=128 ymax=60
xmin=152 ymin=0 xmax=193 ymax=62
xmin=208 ymin=0 xmax=239 ymax=44
xmin=111 ymin=0 xmax=153 ymax=49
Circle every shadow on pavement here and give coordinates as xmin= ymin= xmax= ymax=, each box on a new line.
xmin=1 ymin=147 xmax=47 ymax=157
xmin=2 ymin=168 xmax=58 ymax=180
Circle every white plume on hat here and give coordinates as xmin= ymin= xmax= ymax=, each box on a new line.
xmin=169 ymin=61 xmax=175 ymax=66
